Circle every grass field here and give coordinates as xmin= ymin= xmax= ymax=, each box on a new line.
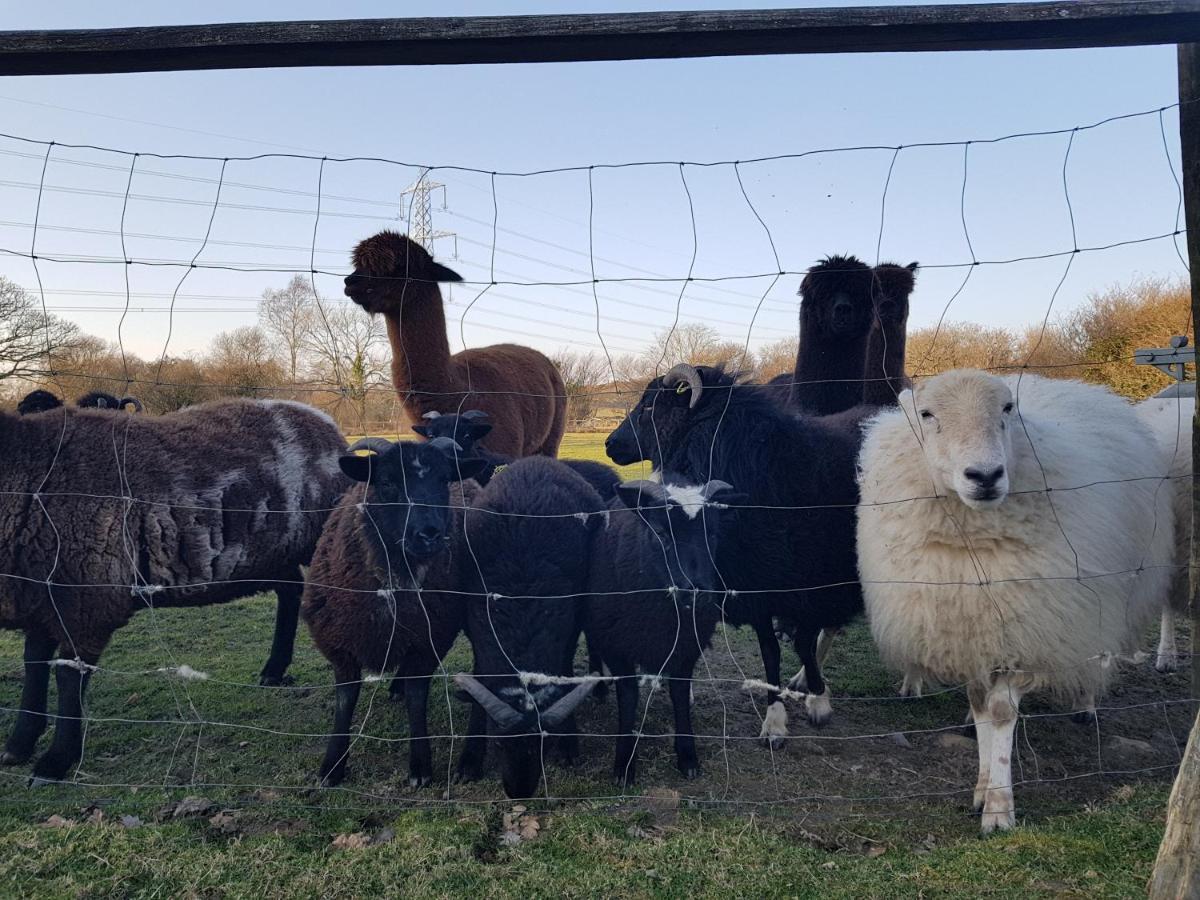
xmin=0 ymin=433 xmax=1192 ymax=898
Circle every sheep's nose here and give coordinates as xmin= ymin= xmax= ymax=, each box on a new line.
xmin=416 ymin=526 xmax=441 ymax=542
xmin=963 ymin=466 xmax=1005 ymax=488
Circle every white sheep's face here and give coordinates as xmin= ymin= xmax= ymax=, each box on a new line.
xmin=910 ymin=371 xmax=1015 ymax=510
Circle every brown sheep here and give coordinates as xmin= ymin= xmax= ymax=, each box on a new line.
xmin=0 ymin=399 xmax=348 ymax=781
xmin=343 ymin=231 xmax=567 ymax=457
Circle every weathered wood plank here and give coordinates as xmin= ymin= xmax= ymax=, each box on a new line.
xmin=1 ymin=2 xmax=1199 ymax=75
xmin=1148 ymin=43 xmax=1200 ymax=900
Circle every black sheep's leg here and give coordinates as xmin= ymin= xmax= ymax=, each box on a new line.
xmin=613 ymin=674 xmax=640 ymax=787
xmin=795 ymin=626 xmax=832 ymax=727
xmin=2 ymin=629 xmax=57 ymax=765
xmin=669 ymin=672 xmax=700 ymax=779
xmin=454 ymin=700 xmax=488 ymax=783
xmin=754 ymin=621 xmax=788 ymax=750
xmin=586 ymin=637 xmax=608 ymax=703
xmin=318 ymin=664 xmax=362 ymax=786
xmin=31 ymin=658 xmax=94 ymax=783
xmin=403 ymin=674 xmax=434 ymax=788
xmin=259 ymin=581 xmax=301 ymax=686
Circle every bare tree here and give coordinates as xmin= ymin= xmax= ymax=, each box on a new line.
xmin=754 ymin=337 xmax=799 ymax=381
xmin=208 ymin=325 xmax=286 ymax=397
xmin=0 ymin=276 xmax=80 ymax=383
xmin=644 ymin=323 xmax=750 ymax=371
xmin=303 ymin=300 xmax=389 ymax=427
xmin=551 ymin=350 xmax=608 ymax=428
xmin=259 ymin=275 xmax=316 ymax=383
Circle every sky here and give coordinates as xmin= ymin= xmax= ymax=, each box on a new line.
xmin=0 ymin=1 xmax=1188 ymax=367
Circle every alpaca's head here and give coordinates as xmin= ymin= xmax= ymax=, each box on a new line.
xmin=907 ymin=370 xmax=1015 ymax=510
xmin=872 ymin=261 xmax=918 ymax=326
xmin=799 ymin=255 xmax=875 ymax=340
xmin=344 ymin=230 xmax=462 ymax=315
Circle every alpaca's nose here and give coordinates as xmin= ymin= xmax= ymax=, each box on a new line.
xmin=963 ymin=465 xmax=1005 ymax=489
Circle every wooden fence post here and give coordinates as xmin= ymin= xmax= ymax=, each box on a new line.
xmin=1148 ymin=41 xmax=1200 ymax=900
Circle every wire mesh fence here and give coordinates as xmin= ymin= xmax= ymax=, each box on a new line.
xmin=0 ymin=98 xmax=1194 ymax=840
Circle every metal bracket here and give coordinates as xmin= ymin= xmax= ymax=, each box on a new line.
xmin=1134 ymin=335 xmax=1193 ymax=383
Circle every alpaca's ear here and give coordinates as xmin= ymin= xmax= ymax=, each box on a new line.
xmin=906 ymin=261 xmax=919 ymax=272
xmin=429 ymin=262 xmax=463 ymax=283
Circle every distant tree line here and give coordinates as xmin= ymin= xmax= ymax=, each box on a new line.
xmin=1 ymin=273 xmax=1192 ymax=432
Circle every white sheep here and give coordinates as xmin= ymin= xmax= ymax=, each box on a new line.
xmin=857 ymin=370 xmax=1174 ymax=834
xmin=1135 ymin=383 xmax=1194 ymax=673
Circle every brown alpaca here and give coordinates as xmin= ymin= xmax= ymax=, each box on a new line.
xmin=344 ymin=231 xmax=566 ymax=457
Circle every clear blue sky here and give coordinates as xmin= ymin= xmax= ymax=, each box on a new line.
xmin=0 ymin=1 xmax=1187 ymax=364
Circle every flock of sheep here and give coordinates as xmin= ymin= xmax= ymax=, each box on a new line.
xmin=0 ymin=230 xmax=1191 ymax=835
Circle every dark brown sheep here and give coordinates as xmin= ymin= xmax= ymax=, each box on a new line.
xmin=0 ymin=399 xmax=348 ymax=781
xmin=302 ymin=437 xmax=486 ymax=788
xmin=344 ymin=231 xmax=567 ymax=457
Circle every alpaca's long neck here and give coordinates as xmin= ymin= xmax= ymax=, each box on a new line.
xmin=861 ymin=318 xmax=908 ymax=407
xmin=790 ymin=316 xmax=871 ymax=416
xmin=383 ymin=287 xmax=461 ymax=413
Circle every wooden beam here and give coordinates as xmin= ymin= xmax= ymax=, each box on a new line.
xmin=1182 ymin=43 xmax=1200 ymax=702
xmin=1 ymin=2 xmax=1199 ymax=76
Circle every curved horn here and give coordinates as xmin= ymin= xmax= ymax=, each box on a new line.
xmin=662 ymin=363 xmax=703 ymax=409
xmin=700 ymin=480 xmax=734 ymax=500
xmin=621 ymin=480 xmax=669 ymax=504
xmin=346 ymin=437 xmax=395 ymax=455
xmin=428 ymin=436 xmax=465 ymax=454
xmin=421 ymin=410 xmax=442 ymax=420
xmin=119 ymin=396 xmax=143 ymax=413
xmin=454 ymin=674 xmax=524 ymax=731
xmin=540 ymin=677 xmax=598 ymax=728
xmin=461 ymin=410 xmax=490 ymax=421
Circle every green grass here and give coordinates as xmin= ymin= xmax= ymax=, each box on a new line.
xmin=0 ymin=431 xmax=1187 ymax=898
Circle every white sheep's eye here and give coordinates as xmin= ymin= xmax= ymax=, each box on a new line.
xmin=919 ymin=409 xmax=934 ymax=420
xmin=1002 ymin=402 xmax=1014 ymax=414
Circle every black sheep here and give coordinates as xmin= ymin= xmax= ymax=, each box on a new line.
xmin=413 ymin=410 xmax=620 ymax=498
xmin=302 ymin=436 xmax=487 ymax=787
xmin=587 ymin=478 xmax=744 ymax=784
xmin=605 ymin=364 xmax=861 ymax=745
xmin=453 ymin=456 xmax=604 ymax=799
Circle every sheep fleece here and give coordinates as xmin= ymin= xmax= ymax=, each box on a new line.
xmin=0 ymin=400 xmax=346 ymax=653
xmin=856 ymin=375 xmax=1174 ymax=701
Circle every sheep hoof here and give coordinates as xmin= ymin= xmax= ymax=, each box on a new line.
xmin=28 ymin=775 xmax=63 ymax=788
xmin=898 ymin=675 xmax=923 ymax=698
xmin=454 ymin=759 xmax=484 ymax=784
xmin=612 ymin=770 xmax=637 ymax=789
xmin=1156 ymin=652 xmax=1179 ymax=673
xmin=0 ymin=750 xmax=31 ymax=766
xmin=258 ymin=674 xmax=295 ymax=687
xmin=317 ymin=762 xmax=347 ymax=787
xmin=30 ymin=753 xmax=74 ymax=783
xmin=758 ymin=700 xmax=788 ymax=750
xmin=407 ymin=774 xmax=432 ymax=789
xmin=677 ymin=759 xmax=702 ymax=780
xmin=804 ymin=690 xmax=833 ymax=728
xmin=980 ymin=809 xmax=1015 ymax=835
xmin=1071 ymin=709 xmax=1097 ymax=726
